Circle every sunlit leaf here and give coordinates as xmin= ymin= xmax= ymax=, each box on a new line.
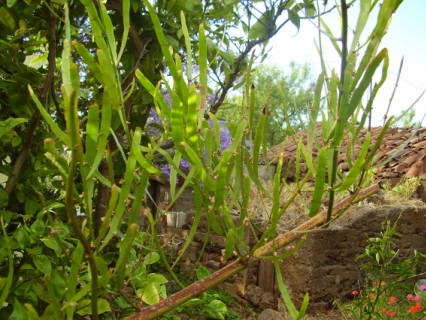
xmin=138 ymin=283 xmax=159 ymax=305
xmin=76 ymin=299 xmax=111 ymax=316
xmin=248 ymin=9 xmax=275 ymax=39
xmin=287 ymin=9 xmax=300 ymax=31
xmin=0 ymin=7 xmax=15 ymax=30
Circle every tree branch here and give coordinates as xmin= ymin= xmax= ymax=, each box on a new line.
xmin=5 ymin=3 xmax=57 ymax=196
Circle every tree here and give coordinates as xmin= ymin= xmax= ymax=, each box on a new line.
xmin=394 ymin=108 xmax=422 ymax=127
xmin=219 ymin=63 xmax=315 ymax=147
xmin=0 ymin=0 xmax=404 ymax=319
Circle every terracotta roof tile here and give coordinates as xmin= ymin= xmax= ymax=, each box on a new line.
xmin=267 ymin=126 xmax=426 ymax=180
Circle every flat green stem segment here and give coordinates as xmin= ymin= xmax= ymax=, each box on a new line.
xmin=126 ymin=183 xmax=381 ymax=320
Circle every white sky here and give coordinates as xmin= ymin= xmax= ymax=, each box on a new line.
xmin=263 ymin=0 xmax=426 ymax=127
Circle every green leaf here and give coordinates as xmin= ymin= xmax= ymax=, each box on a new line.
xmin=7 ymin=0 xmax=18 ymax=7
xmin=26 ymin=246 xmax=42 ymax=255
xmin=33 ymin=254 xmax=52 ymax=275
xmin=0 ymin=7 xmax=15 ymax=30
xmin=196 ymin=265 xmax=210 ymax=280
xmin=24 ymin=303 xmax=39 ymax=320
xmin=143 ymin=252 xmax=160 ymax=265
xmin=39 ymin=303 xmax=63 ymax=320
xmin=138 ymin=283 xmax=159 ymax=305
xmin=147 ymin=273 xmax=168 ymax=284
xmin=287 ymin=9 xmax=300 ymax=31
xmin=0 ymin=188 xmax=9 ymax=207
xmin=0 ymin=118 xmax=27 ymax=139
xmin=219 ymin=50 xmax=235 ymax=66
xmin=51 ymin=270 xmax=67 ymax=299
xmin=9 ymin=298 xmax=28 ymax=320
xmin=0 ymin=210 xmax=13 ymax=223
xmin=76 ymin=299 xmax=111 ymax=316
xmin=11 ymin=136 xmax=22 ymax=147
xmin=205 ymin=300 xmax=227 ymax=320
xmin=29 ymin=218 xmax=45 ymax=237
xmin=248 ymin=9 xmax=275 ymax=39
xmin=165 ymin=35 xmax=179 ymax=52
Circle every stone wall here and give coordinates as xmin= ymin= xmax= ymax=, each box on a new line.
xmin=279 ymin=205 xmax=426 ymax=311
xmin=161 ymin=204 xmax=426 ymax=313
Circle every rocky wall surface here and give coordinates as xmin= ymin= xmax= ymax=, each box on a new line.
xmin=279 ymin=205 xmax=426 ymax=311
xmin=161 ymin=205 xmax=426 ymax=313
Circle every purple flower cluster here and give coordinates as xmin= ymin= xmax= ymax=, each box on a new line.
xmin=159 ymin=158 xmax=191 ymax=183
xmin=214 ymin=120 xmax=232 ymax=151
xmin=160 ymin=87 xmax=172 ymax=108
xmin=148 ymin=86 xmax=237 ymax=182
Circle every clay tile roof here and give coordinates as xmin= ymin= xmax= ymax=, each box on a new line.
xmin=267 ymin=125 xmax=426 ymax=180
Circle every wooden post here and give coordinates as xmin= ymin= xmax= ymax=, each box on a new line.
xmin=258 ymin=259 xmax=275 ymax=293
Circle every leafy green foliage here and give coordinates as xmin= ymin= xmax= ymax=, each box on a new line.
xmin=220 ymin=63 xmax=315 ymax=147
xmin=340 ymin=220 xmax=426 ymax=319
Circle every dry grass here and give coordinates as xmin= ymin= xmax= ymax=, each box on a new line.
xmin=246 ymin=176 xmax=425 ymax=233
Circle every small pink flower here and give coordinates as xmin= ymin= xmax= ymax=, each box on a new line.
xmin=421 ymin=284 xmax=426 ymax=291
xmin=411 ymin=296 xmax=422 ymax=303
xmin=407 ymin=294 xmax=414 ymax=300
xmin=386 ymin=310 xmax=396 ymax=316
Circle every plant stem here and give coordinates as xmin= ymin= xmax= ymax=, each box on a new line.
xmin=65 ymin=89 xmax=99 ymax=319
xmin=327 ymin=0 xmax=348 ymax=224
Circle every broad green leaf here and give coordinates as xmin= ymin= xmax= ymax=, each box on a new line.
xmin=9 ymin=298 xmax=28 ymax=320
xmin=39 ymin=302 xmax=63 ymax=320
xmin=7 ymin=0 xmax=18 ymax=7
xmin=33 ymin=254 xmax=52 ymax=275
xmin=29 ymin=218 xmax=45 ymax=237
xmin=0 ymin=7 xmax=15 ymax=30
xmin=205 ymin=300 xmax=227 ymax=320
xmin=41 ymin=238 xmax=62 ymax=257
xmin=196 ymin=265 xmax=210 ymax=280
xmin=248 ymin=9 xmax=275 ymax=39
xmin=0 ymin=188 xmax=9 ymax=207
xmin=76 ymin=299 xmax=111 ymax=316
xmin=147 ymin=273 xmax=168 ymax=284
xmin=51 ymin=271 xmax=67 ymax=300
xmin=143 ymin=252 xmax=160 ymax=265
xmin=0 ymin=118 xmax=27 ymax=139
xmin=24 ymin=304 xmax=39 ymax=320
xmin=287 ymin=9 xmax=300 ymax=31
xmin=138 ymin=283 xmax=159 ymax=305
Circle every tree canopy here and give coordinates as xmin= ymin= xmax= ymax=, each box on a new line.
xmin=219 ymin=63 xmax=315 ymax=147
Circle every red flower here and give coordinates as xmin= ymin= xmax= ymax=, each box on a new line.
xmin=352 ymin=290 xmax=359 ymax=295
xmin=388 ymin=296 xmax=397 ymax=305
xmin=409 ymin=303 xmax=423 ymax=313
